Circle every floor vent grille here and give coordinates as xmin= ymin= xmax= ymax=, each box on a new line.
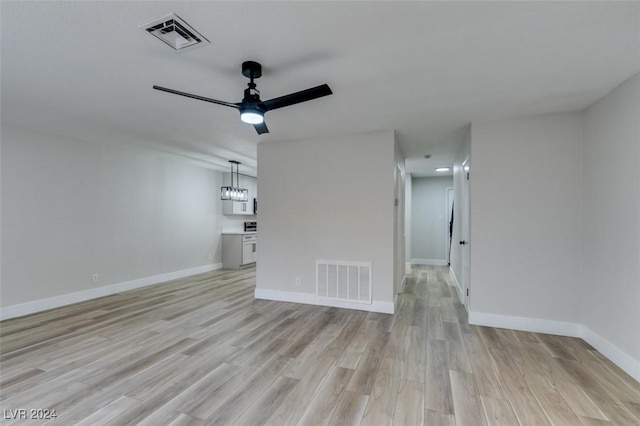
xmin=316 ymin=260 xmax=372 ymax=304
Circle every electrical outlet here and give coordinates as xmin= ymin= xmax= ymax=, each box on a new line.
xmin=91 ymin=273 xmax=100 ymax=283
xmin=295 ymin=277 xmax=301 ymax=287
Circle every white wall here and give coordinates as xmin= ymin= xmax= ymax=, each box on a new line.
xmin=466 ymin=78 xmax=640 ymax=381
xmin=469 ymin=113 xmax=584 ymax=323
xmin=582 ymin=73 xmax=640 ymax=375
xmin=256 ymin=130 xmax=396 ymax=313
xmin=411 ymin=176 xmax=453 ymax=265
xmin=1 ymin=124 xmax=224 ymax=313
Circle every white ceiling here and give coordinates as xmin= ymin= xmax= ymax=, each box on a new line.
xmin=2 ymin=2 xmax=639 ymax=177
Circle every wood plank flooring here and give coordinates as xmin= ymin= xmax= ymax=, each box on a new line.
xmin=1 ymin=266 xmax=639 ymax=425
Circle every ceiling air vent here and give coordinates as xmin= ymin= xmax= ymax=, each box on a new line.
xmin=139 ymin=13 xmax=210 ymax=52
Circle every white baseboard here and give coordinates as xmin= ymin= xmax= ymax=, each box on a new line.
xmin=411 ymin=258 xmax=448 ymax=266
xmin=0 ymin=263 xmax=222 ymax=321
xmin=405 ymin=262 xmax=412 ymax=274
xmin=254 ymin=288 xmax=394 ymax=314
xmin=469 ymin=311 xmax=640 ymax=383
xmin=449 ymin=267 xmax=463 ymax=304
xmin=469 ymin=312 xmax=581 ymax=337
xmin=581 ymin=325 xmax=640 ymax=383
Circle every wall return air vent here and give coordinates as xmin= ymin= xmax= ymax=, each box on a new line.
xmin=316 ymin=260 xmax=372 ymax=305
xmin=139 ymin=13 xmax=210 ymax=52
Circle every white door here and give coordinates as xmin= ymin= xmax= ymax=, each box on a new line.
xmin=393 ymin=165 xmax=405 ymax=296
xmin=446 ymin=187 xmax=454 ymax=265
xmin=461 ymin=159 xmax=470 ymax=307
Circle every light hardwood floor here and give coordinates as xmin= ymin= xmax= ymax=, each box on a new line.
xmin=1 ymin=266 xmax=639 ymax=425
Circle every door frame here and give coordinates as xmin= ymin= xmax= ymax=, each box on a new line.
xmin=461 ymin=157 xmax=470 ymax=307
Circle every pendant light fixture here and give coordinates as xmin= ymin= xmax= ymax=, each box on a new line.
xmin=221 ymin=160 xmax=248 ymax=202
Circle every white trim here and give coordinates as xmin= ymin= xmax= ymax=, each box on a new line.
xmin=469 ymin=312 xmax=581 ymax=337
xmin=449 ymin=267 xmax=464 ymax=304
xmin=405 ymin=262 xmax=412 ymax=274
xmin=581 ymin=325 xmax=640 ymax=383
xmin=469 ymin=311 xmax=640 ymax=382
xmin=411 ymin=258 xmax=448 ymax=266
xmin=0 ymin=263 xmax=222 ymax=321
xmin=255 ymin=288 xmax=394 ymax=314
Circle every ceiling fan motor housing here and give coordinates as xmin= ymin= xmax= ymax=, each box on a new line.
xmin=243 ymin=83 xmax=262 ymax=104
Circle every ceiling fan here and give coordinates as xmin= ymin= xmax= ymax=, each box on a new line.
xmin=153 ymin=61 xmax=333 ymax=134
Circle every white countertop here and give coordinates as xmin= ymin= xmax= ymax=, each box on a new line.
xmin=221 ymin=231 xmax=257 ymax=235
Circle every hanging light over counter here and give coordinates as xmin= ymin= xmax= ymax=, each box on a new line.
xmin=221 ymin=160 xmax=249 ymax=202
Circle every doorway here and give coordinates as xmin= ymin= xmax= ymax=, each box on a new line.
xmin=410 ymin=177 xmax=454 ymax=267
xmin=461 ymin=158 xmax=470 ymax=307
xmin=446 ymin=187 xmax=454 ymax=265
xmin=394 ymin=164 xmax=405 ymax=297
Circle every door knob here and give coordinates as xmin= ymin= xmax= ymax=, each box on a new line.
xmin=459 ymin=241 xmax=467 ymax=245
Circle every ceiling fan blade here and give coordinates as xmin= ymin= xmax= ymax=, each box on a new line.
xmin=153 ymin=85 xmax=240 ymax=109
xmin=262 ymin=84 xmax=332 ymax=111
xmin=253 ymin=121 xmax=269 ymax=134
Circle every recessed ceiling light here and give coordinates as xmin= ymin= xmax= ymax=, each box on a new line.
xmin=435 ymin=167 xmax=451 ymax=172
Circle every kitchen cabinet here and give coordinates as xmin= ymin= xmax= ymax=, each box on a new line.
xmin=222 ymin=173 xmax=257 ymax=216
xmin=242 ymin=237 xmax=256 ymax=264
xmin=222 ymin=233 xmax=257 ymax=269
xmin=224 ymin=198 xmax=252 ymax=215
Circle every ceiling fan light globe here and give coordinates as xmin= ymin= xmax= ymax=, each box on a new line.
xmin=240 ymin=111 xmax=264 ymax=124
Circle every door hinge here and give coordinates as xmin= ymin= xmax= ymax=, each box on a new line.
xmin=466 ymin=172 xmax=470 ymax=181
xmin=466 ymin=288 xmax=469 ymax=296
